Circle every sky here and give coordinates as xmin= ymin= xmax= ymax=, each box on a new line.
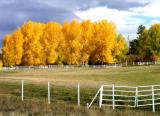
xmin=0 ymin=0 xmax=160 ymax=47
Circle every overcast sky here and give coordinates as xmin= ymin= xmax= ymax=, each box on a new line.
xmin=0 ymin=0 xmax=160 ymax=46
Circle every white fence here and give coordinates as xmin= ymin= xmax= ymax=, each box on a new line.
xmin=2 ymin=79 xmax=160 ymax=112
xmin=1 ymin=64 xmax=122 ymax=71
xmin=87 ymin=84 xmax=160 ymax=113
xmin=20 ymin=80 xmax=81 ymax=106
xmin=1 ymin=61 xmax=160 ymax=71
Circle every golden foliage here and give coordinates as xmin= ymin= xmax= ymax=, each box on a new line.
xmin=63 ymin=20 xmax=82 ymax=64
xmin=21 ymin=21 xmax=45 ymax=66
xmin=2 ymin=34 xmax=15 ymax=66
xmin=41 ymin=22 xmax=63 ymax=64
xmin=0 ymin=60 xmax=3 ymax=67
xmin=90 ymin=20 xmax=116 ymax=64
xmin=80 ymin=20 xmax=94 ymax=64
xmin=3 ymin=29 xmax=24 ymax=66
xmin=2 ymin=20 xmax=127 ymax=66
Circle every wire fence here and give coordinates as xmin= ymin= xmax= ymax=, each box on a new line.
xmin=0 ymin=79 xmax=98 ymax=106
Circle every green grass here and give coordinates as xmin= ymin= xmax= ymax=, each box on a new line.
xmin=1 ymin=65 xmax=160 ymax=87
xmin=0 ymin=65 xmax=160 ymax=115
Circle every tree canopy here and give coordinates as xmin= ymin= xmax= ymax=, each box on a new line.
xmin=129 ymin=24 xmax=160 ymax=62
xmin=2 ymin=20 xmax=128 ymax=66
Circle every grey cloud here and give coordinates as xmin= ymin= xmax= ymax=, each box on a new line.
xmin=76 ymin=0 xmax=149 ymax=11
xmin=106 ymin=0 xmax=149 ymax=10
xmin=0 ymin=0 xmax=79 ymax=46
xmin=0 ymin=0 xmax=150 ymax=47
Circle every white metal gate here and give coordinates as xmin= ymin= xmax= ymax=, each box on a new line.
xmin=87 ymin=84 xmax=160 ymax=113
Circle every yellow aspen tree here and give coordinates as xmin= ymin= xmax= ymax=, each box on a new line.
xmin=21 ymin=21 xmax=44 ymax=66
xmin=0 ymin=60 xmax=2 ymax=67
xmin=0 ymin=52 xmax=2 ymax=67
xmin=3 ymin=29 xmax=24 ymax=66
xmin=62 ymin=20 xmax=82 ymax=65
xmin=80 ymin=20 xmax=94 ymax=64
xmin=2 ymin=35 xmax=15 ymax=66
xmin=41 ymin=22 xmax=63 ymax=64
xmin=90 ymin=20 xmax=116 ymax=64
xmin=113 ymin=34 xmax=128 ymax=63
xmin=12 ymin=29 xmax=24 ymax=65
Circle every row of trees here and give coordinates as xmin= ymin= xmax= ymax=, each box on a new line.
xmin=129 ymin=24 xmax=160 ymax=62
xmin=2 ymin=20 xmax=127 ymax=66
xmin=0 ymin=53 xmax=2 ymax=67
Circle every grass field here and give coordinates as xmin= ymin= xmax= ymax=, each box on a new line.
xmin=1 ymin=65 xmax=160 ymax=87
xmin=0 ymin=65 xmax=160 ymax=115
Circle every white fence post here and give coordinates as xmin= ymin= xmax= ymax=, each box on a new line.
xmin=21 ymin=80 xmax=24 ymax=101
xmin=87 ymin=103 xmax=89 ymax=108
xmin=78 ymin=83 xmax=80 ymax=106
xmin=99 ymin=85 xmax=103 ymax=108
xmin=135 ymin=87 xmax=138 ymax=107
xmin=112 ymin=84 xmax=115 ymax=110
xmin=48 ymin=82 xmax=50 ymax=104
xmin=152 ymin=85 xmax=155 ymax=113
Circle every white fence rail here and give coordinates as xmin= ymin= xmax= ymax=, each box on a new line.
xmin=87 ymin=84 xmax=160 ymax=113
